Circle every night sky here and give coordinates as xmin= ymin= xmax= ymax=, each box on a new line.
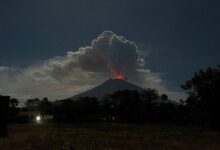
xmin=0 ymin=0 xmax=220 ymax=101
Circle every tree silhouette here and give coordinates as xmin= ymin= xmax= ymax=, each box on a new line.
xmin=9 ymin=98 xmax=20 ymax=121
xmin=38 ymin=97 xmax=53 ymax=115
xmin=54 ymin=97 xmax=100 ymax=123
xmin=161 ymin=93 xmax=168 ymax=103
xmin=25 ymin=98 xmax=41 ymax=111
xmin=73 ymin=97 xmax=100 ymax=122
xmin=181 ymin=66 xmax=220 ymax=129
xmin=9 ymin=98 xmax=19 ymax=108
xmin=102 ymin=90 xmax=141 ymax=123
xmin=140 ymin=89 xmax=159 ymax=121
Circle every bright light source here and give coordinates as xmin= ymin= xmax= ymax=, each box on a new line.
xmin=36 ymin=115 xmax=41 ymax=122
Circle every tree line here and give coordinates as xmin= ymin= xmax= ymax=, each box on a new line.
xmin=2 ymin=66 xmax=220 ymax=130
xmin=53 ymin=89 xmax=175 ymax=123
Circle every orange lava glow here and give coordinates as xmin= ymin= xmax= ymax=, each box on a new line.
xmin=114 ymin=74 xmax=126 ymax=80
xmin=108 ymin=64 xmax=126 ymax=80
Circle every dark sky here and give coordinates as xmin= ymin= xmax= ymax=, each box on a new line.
xmin=0 ymin=0 xmax=220 ymax=89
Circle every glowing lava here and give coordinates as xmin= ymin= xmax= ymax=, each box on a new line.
xmin=114 ymin=74 xmax=126 ymax=80
xmin=108 ymin=64 xmax=126 ymax=80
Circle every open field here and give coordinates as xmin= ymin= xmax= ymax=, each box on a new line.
xmin=1 ymin=123 xmax=220 ymax=150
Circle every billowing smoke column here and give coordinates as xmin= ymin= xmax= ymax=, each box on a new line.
xmin=77 ymin=30 xmax=142 ymax=80
xmin=0 ymin=30 xmax=187 ymax=101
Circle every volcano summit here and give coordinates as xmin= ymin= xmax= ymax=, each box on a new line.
xmin=69 ymin=78 xmax=143 ymax=100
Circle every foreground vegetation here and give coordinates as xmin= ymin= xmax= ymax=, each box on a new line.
xmin=1 ymin=123 xmax=220 ymax=150
xmin=1 ymin=66 xmax=220 ymax=149
xmin=5 ymin=66 xmax=220 ymax=130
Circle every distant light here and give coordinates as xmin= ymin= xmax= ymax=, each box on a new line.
xmin=36 ymin=115 xmax=41 ymax=122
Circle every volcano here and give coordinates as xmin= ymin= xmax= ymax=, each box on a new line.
xmin=59 ymin=78 xmax=178 ymax=105
xmin=69 ymin=78 xmax=143 ymax=100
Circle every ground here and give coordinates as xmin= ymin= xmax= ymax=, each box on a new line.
xmin=1 ymin=123 xmax=220 ymax=150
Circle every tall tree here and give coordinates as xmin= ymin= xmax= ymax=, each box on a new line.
xmin=24 ymin=98 xmax=41 ymax=111
xmin=9 ymin=98 xmax=20 ymax=121
xmin=161 ymin=93 xmax=168 ymax=103
xmin=9 ymin=98 xmax=19 ymax=108
xmin=103 ymin=90 xmax=146 ymax=123
xmin=141 ymin=89 xmax=159 ymax=121
xmin=181 ymin=66 xmax=220 ymax=129
xmin=38 ymin=97 xmax=53 ymax=115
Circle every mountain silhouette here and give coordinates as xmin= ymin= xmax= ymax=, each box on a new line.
xmin=69 ymin=78 xmax=143 ymax=100
xmin=54 ymin=78 xmax=178 ymax=105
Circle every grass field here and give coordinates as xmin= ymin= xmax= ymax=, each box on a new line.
xmin=0 ymin=123 xmax=220 ymax=150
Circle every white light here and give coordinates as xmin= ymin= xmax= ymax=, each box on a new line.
xmin=36 ymin=115 xmax=41 ymax=122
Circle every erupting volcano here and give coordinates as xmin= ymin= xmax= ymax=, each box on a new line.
xmin=111 ymin=68 xmax=126 ymax=80
xmin=62 ymin=78 xmax=177 ymax=105
xmin=68 ymin=78 xmax=143 ymax=100
xmin=114 ymin=74 xmax=126 ymax=80
xmin=108 ymin=64 xmax=126 ymax=80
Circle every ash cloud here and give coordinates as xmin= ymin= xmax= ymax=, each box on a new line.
xmin=62 ymin=30 xmax=142 ymax=77
xmin=0 ymin=31 xmax=186 ymax=102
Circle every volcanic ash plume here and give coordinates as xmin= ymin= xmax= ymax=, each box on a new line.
xmin=0 ymin=30 xmax=186 ymax=101
xmin=75 ymin=30 xmax=143 ymax=80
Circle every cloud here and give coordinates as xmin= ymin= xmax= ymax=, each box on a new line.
xmin=0 ymin=66 xmax=10 ymax=71
xmin=0 ymin=31 xmax=186 ymax=103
